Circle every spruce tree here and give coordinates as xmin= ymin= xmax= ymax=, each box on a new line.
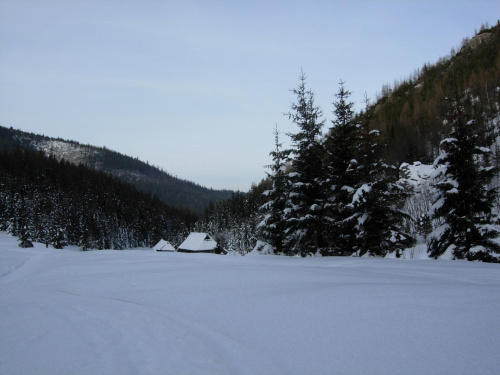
xmin=351 ymin=101 xmax=415 ymax=257
xmin=323 ymin=81 xmax=358 ymax=255
xmin=18 ymin=224 xmax=34 ymax=248
xmin=428 ymin=91 xmax=500 ymax=262
xmin=282 ymin=71 xmax=327 ymax=256
xmin=50 ymin=226 xmax=67 ymax=249
xmin=79 ymin=223 xmax=91 ymax=251
xmin=49 ymin=204 xmax=67 ymax=249
xmin=258 ymin=125 xmax=291 ymax=254
xmin=17 ymin=198 xmax=34 ymax=248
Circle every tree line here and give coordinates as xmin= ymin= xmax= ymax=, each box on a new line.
xmin=0 ymin=147 xmax=194 ymax=250
xmin=256 ymin=70 xmax=499 ymax=261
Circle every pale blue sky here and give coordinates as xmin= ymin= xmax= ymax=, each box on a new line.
xmin=1 ymin=1 xmax=499 ymax=191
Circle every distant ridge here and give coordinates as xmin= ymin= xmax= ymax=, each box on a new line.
xmin=0 ymin=125 xmax=233 ymax=213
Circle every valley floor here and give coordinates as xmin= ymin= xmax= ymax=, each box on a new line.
xmin=1 ymin=232 xmax=499 ymax=375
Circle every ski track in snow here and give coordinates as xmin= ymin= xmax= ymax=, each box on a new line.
xmin=1 ymin=232 xmax=500 ymax=375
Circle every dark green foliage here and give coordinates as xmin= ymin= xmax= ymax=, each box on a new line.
xmin=258 ymin=79 xmax=416 ymax=258
xmin=283 ymin=71 xmax=327 ymax=256
xmin=50 ymin=226 xmax=67 ymax=249
xmin=0 ymin=147 xmax=192 ymax=250
xmin=428 ymin=90 xmax=500 ymax=261
xmin=352 ymin=177 xmax=415 ymax=257
xmin=323 ymin=81 xmax=358 ymax=255
xmin=18 ymin=225 xmax=33 ymax=248
xmin=258 ymin=126 xmax=291 ymax=254
xmin=417 ymin=214 xmax=433 ymax=239
xmin=350 ymin=108 xmax=415 ymax=257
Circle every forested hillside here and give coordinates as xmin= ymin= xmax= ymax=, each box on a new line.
xmin=0 ymin=126 xmax=233 ymax=213
xmin=0 ymin=147 xmax=194 ymax=249
xmin=368 ymin=22 xmax=500 ymax=165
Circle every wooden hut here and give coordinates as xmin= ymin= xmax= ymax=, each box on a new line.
xmin=177 ymin=233 xmax=226 ymax=254
xmin=153 ymin=239 xmax=176 ymax=252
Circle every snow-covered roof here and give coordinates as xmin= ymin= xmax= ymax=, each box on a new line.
xmin=153 ymin=239 xmax=175 ymax=251
xmin=178 ymin=233 xmax=217 ymax=251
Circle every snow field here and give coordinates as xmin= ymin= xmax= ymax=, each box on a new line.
xmin=1 ymin=232 xmax=500 ymax=375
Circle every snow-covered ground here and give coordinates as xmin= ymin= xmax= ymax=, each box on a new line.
xmin=1 ymin=232 xmax=499 ymax=375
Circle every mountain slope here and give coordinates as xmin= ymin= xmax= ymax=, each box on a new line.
xmin=0 ymin=126 xmax=233 ymax=213
xmin=365 ymin=22 xmax=500 ymax=165
xmin=0 ymin=146 xmax=194 ymax=249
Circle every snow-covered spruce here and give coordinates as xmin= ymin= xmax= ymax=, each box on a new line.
xmin=282 ymin=71 xmax=327 ymax=256
xmin=428 ymin=92 xmax=500 ymax=262
xmin=258 ymin=125 xmax=291 ymax=254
